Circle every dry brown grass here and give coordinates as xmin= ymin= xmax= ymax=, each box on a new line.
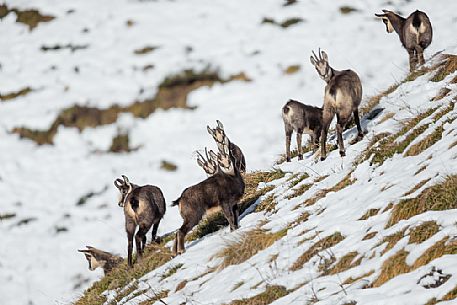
xmin=343 ymin=270 xmax=374 ymax=285
xmin=0 ymin=87 xmax=32 ymax=101
xmin=0 ymin=4 xmax=54 ymax=30
xmin=408 ymin=221 xmax=439 ymax=244
xmin=74 ymin=244 xmax=173 ymax=305
xmin=133 ymin=46 xmax=158 ymax=55
xmin=226 ymin=285 xmax=289 ymax=305
xmin=372 ymin=250 xmax=410 ymax=287
xmin=291 ymin=232 xmax=344 ymax=271
xmin=362 ymin=231 xmax=377 ymax=241
xmin=284 ymin=64 xmax=301 ymax=75
xmin=359 ymin=209 xmax=380 ymax=220
xmin=137 ymin=290 xmax=169 ymax=305
xmin=290 ymin=211 xmax=310 ymax=227
xmin=379 ymin=229 xmax=407 ymax=255
xmin=403 ymin=178 xmax=431 ymax=197
xmin=387 ymin=175 xmax=457 ymax=227
xmin=255 ymin=195 xmax=276 ymax=213
xmin=414 ymin=165 xmax=427 ymax=175
xmin=412 ymin=237 xmax=457 ymax=269
xmin=431 ymin=54 xmax=457 ymax=82
xmin=286 ymin=183 xmax=312 ymax=200
xmin=360 ymin=83 xmax=400 ymax=117
xmin=215 ymin=228 xmax=287 ymax=270
xmin=261 ymin=16 xmax=303 ymax=28
xmin=431 ymin=87 xmax=451 ymax=101
xmin=325 ymin=251 xmax=359 ymax=275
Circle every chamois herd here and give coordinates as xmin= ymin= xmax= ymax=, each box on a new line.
xmin=79 ymin=9 xmax=433 ymax=273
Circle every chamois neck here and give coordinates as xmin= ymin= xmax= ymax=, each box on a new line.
xmin=324 ymin=67 xmax=335 ymax=84
xmin=389 ymin=14 xmax=405 ymax=35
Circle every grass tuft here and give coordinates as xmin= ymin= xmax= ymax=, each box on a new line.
xmin=160 ymin=160 xmax=178 ymax=172
xmin=0 ymin=87 xmax=32 ymax=101
xmin=431 ymin=54 xmax=457 ymax=82
xmin=0 ymin=4 xmax=54 ymax=30
xmin=408 ymin=221 xmax=439 ymax=244
xmin=373 ymin=250 xmax=410 ymax=287
xmin=359 ymin=209 xmax=380 ymax=220
xmin=226 ymin=285 xmax=289 ymax=305
xmin=261 ymin=17 xmax=303 ymax=28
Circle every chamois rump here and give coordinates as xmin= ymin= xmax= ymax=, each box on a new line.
xmin=172 ymin=135 xmax=245 ymax=255
xmin=114 ymin=175 xmax=166 ymax=267
xmin=310 ymin=49 xmax=363 ymax=160
xmin=282 ymin=99 xmax=323 ymax=162
xmin=78 ymin=246 xmax=123 ymax=274
xmin=207 ymin=120 xmax=246 ymax=174
xmin=375 ymin=9 xmax=432 ymax=72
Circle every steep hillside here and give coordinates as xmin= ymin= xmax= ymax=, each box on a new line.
xmin=75 ymin=52 xmax=457 ymax=305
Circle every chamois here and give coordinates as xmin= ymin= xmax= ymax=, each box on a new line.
xmin=207 ymin=120 xmax=246 ymax=174
xmin=375 ymin=9 xmax=432 ymax=72
xmin=282 ymin=99 xmax=323 ymax=162
xmin=114 ymin=175 xmax=166 ymax=267
xmin=196 ymin=147 xmax=219 ymax=176
xmin=172 ymin=138 xmax=245 ymax=255
xmin=310 ymin=49 xmax=363 ymax=160
xmin=78 ymin=246 xmax=123 ymax=274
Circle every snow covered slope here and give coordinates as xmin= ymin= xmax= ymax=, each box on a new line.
xmin=0 ymin=0 xmax=456 ymax=304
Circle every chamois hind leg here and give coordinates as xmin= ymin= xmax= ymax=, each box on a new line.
xmin=320 ymin=108 xmax=334 ymax=161
xmin=285 ymin=128 xmax=292 ymax=162
xmin=353 ymin=109 xmax=363 ymax=141
xmin=176 ymin=217 xmax=200 ymax=255
xmin=126 ymin=220 xmax=136 ymax=267
xmin=408 ymin=49 xmax=417 ymax=72
xmin=135 ymin=225 xmax=149 ymax=262
xmin=416 ymin=45 xmax=425 ymax=66
xmin=296 ymin=130 xmax=303 ymax=160
xmin=151 ymin=220 xmax=160 ymax=243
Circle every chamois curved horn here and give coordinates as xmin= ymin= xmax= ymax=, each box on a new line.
xmin=216 ymin=120 xmax=224 ymax=130
xmin=374 ymin=12 xmax=386 ymax=17
xmin=311 ymin=50 xmax=319 ymax=63
xmin=208 ymin=149 xmax=218 ymax=161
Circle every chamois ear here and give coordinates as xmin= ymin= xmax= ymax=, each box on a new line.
xmin=216 ymin=120 xmax=224 ymax=130
xmin=114 ymin=178 xmax=123 ymax=189
xmin=122 ymin=175 xmax=132 ymax=188
xmin=320 ymin=50 xmax=328 ymax=62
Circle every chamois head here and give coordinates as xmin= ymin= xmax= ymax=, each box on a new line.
xmin=78 ymin=246 xmax=108 ymax=271
xmin=207 ymin=120 xmax=226 ymax=145
xmin=114 ymin=175 xmax=133 ymax=207
xmin=217 ymin=141 xmax=235 ymax=176
xmin=375 ymin=10 xmax=395 ymax=33
xmin=196 ymin=147 xmax=218 ymax=176
xmin=310 ymin=49 xmax=332 ymax=82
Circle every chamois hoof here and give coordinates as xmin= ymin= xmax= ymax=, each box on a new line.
xmin=340 ymin=151 xmax=346 ymax=157
xmin=286 ymin=157 xmax=291 ymax=162
xmin=320 ymin=156 xmax=326 ymax=161
xmin=298 ymin=155 xmax=303 ymax=160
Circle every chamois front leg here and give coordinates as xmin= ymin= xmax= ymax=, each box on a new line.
xmin=312 ymin=128 xmax=321 ymax=152
xmin=408 ymin=49 xmax=417 ymax=72
xmin=127 ymin=230 xmax=134 ymax=267
xmin=222 ymin=203 xmax=237 ymax=231
xmin=151 ymin=220 xmax=160 ymax=243
xmin=353 ymin=109 xmax=364 ymax=141
xmin=232 ymin=204 xmax=240 ymax=229
xmin=320 ymin=109 xmax=333 ymax=161
xmin=285 ymin=129 xmax=292 ymax=162
xmin=296 ymin=130 xmax=303 ymax=160
xmin=415 ymin=45 xmax=425 ymax=66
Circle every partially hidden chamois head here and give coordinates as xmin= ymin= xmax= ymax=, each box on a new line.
xmin=375 ymin=10 xmax=395 ymax=33
xmin=78 ymin=246 xmax=108 ymax=271
xmin=114 ymin=175 xmax=133 ymax=207
xmin=207 ymin=120 xmax=226 ymax=145
xmin=310 ymin=49 xmax=332 ymax=82
xmin=217 ymin=141 xmax=235 ymax=176
xmin=196 ymin=147 xmax=219 ymax=176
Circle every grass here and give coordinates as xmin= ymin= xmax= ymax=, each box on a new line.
xmin=109 ymin=132 xmax=131 ymax=153
xmin=261 ymin=17 xmax=303 ymax=28
xmin=13 ymin=68 xmax=248 ymax=144
xmin=160 ymin=160 xmax=178 ymax=172
xmin=372 ymin=250 xmax=410 ymax=287
xmin=325 ymin=251 xmax=359 ymax=275
xmin=286 ymin=183 xmax=312 ymax=200
xmin=226 ymin=285 xmax=289 ymax=305
xmin=291 ymin=232 xmax=344 ymax=271
xmin=41 ymin=44 xmax=89 ymax=52
xmin=377 ymin=229 xmax=406 ymax=255
xmin=290 ymin=211 xmax=310 ymax=227
xmin=0 ymin=4 xmax=55 ymax=30
xmin=343 ymin=270 xmax=374 ymax=285
xmin=289 ymin=173 xmax=309 ymax=188
xmin=160 ymin=263 xmax=183 ymax=280
xmin=231 ymin=281 xmax=245 ymax=292
xmin=408 ymin=221 xmax=439 ymax=244
xmin=414 ymin=165 xmax=427 ymax=175
xmin=339 ymin=6 xmax=358 ymax=14
xmin=362 ymin=231 xmax=377 ymax=241
xmin=359 ymin=83 xmax=400 ymax=117
xmin=255 ymin=195 xmax=276 ymax=213
xmin=138 ymin=290 xmax=169 ymax=305
xmin=215 ymin=228 xmax=287 ymax=270
xmin=387 ymin=175 xmax=457 ymax=227
xmin=405 ymin=118 xmax=453 ymax=156
xmin=74 ymin=244 xmax=173 ymax=305
xmin=284 ymin=64 xmax=300 ymax=75
xmin=0 ymin=87 xmax=32 ymax=101
xmin=431 ymin=54 xmax=457 ymax=82
xmin=0 ymin=213 xmax=16 ymax=220
xmin=403 ymin=178 xmax=431 ymax=197
xmin=358 ymin=209 xmax=380 ymax=220
xmin=133 ymin=46 xmax=159 ymax=55
xmin=187 ymin=169 xmax=285 ymax=241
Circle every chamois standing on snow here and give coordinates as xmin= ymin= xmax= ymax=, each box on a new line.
xmin=172 ymin=137 xmax=245 ymax=255
xmin=78 ymin=246 xmax=123 ymax=274
xmin=282 ymin=99 xmax=323 ymax=162
xmin=196 ymin=147 xmax=219 ymax=176
xmin=114 ymin=175 xmax=166 ymax=267
xmin=310 ymin=49 xmax=363 ymax=161
xmin=207 ymin=120 xmax=246 ymax=174
xmin=375 ymin=9 xmax=432 ymax=72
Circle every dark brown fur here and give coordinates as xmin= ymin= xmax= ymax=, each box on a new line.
xmin=115 ymin=176 xmax=166 ymax=267
xmin=282 ymin=99 xmax=323 ymax=162
xmin=375 ymin=10 xmax=432 ymax=71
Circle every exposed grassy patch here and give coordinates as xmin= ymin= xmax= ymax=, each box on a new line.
xmin=325 ymin=251 xmax=359 ymax=275
xmin=360 ymin=83 xmax=399 ymax=117
xmin=161 ymin=263 xmax=183 ymax=280
xmin=134 ymin=46 xmax=159 ymax=55
xmin=343 ymin=270 xmax=374 ymax=285
xmin=387 ymin=175 xmax=457 ymax=227
xmin=215 ymin=228 xmax=286 ymax=270
xmin=255 ymin=195 xmax=276 ymax=213
xmin=0 ymin=87 xmax=32 ymax=101
xmin=74 ymin=244 xmax=172 ymax=305
xmin=231 ymin=281 xmax=245 ymax=292
xmin=432 ymin=87 xmax=451 ymax=101
xmin=160 ymin=160 xmax=178 ymax=172
xmin=450 ymin=140 xmax=457 ymax=150
xmin=414 ymin=165 xmax=427 ymax=175
xmin=186 ymin=170 xmax=285 ymax=241
xmin=412 ymin=237 xmax=457 ymax=270
xmin=106 ymin=281 xmax=139 ymax=305
xmin=405 ymin=66 xmax=432 ymax=82
xmin=13 ymin=68 xmax=247 ymax=144
xmin=408 ymin=221 xmax=439 ymax=244
xmin=226 ymin=285 xmax=289 ymax=305
xmin=431 ymin=54 xmax=457 ymax=82
xmin=405 ymin=117 xmax=454 ymax=156
xmin=175 ymin=280 xmax=187 ymax=292
xmin=109 ymin=132 xmax=132 ymax=153
xmin=290 ymin=211 xmax=310 ymax=227
xmin=289 ymin=173 xmax=309 ymax=188
xmin=339 ymin=6 xmax=358 ymax=14
xmin=284 ymin=65 xmax=300 ymax=75
xmin=0 ymin=4 xmax=55 ymax=30
xmin=137 ymin=290 xmax=169 ymax=305
xmin=362 ymin=231 xmax=377 ymax=241
xmin=372 ymin=250 xmax=410 ymax=287
xmin=379 ymin=229 xmax=407 ymax=255
xmin=261 ymin=17 xmax=304 ymax=28
xmin=359 ymin=209 xmax=380 ymax=220
xmin=403 ymin=178 xmax=431 ymax=197
xmin=41 ymin=44 xmax=89 ymax=52
xmin=286 ymin=183 xmax=312 ymax=200
xmin=291 ymin=232 xmax=344 ymax=271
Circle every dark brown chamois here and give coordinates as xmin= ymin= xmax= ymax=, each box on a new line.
xmin=375 ymin=9 xmax=432 ymax=72
xmin=282 ymin=99 xmax=323 ymax=162
xmin=114 ymin=175 xmax=166 ymax=267
xmin=310 ymin=49 xmax=363 ymax=160
xmin=172 ymin=137 xmax=245 ymax=255
xmin=207 ymin=120 xmax=246 ymax=174
xmin=78 ymin=246 xmax=123 ymax=274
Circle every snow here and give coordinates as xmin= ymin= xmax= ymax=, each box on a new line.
xmin=1 ymin=0 xmax=457 ymax=304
